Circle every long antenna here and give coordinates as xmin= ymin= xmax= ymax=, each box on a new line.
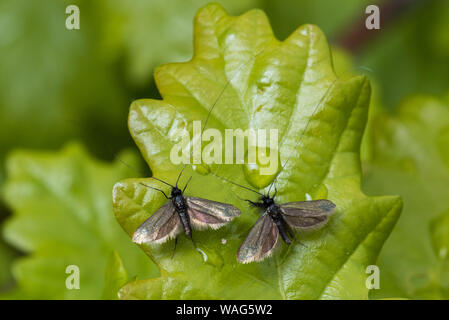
xmin=175 ymin=165 xmax=186 ymax=187
xmin=209 ymin=171 xmax=264 ymax=196
xmin=117 ymin=51 xmax=266 ymax=192
xmin=112 ymin=51 xmax=266 ymax=194
xmin=59 ymin=115 xmax=176 ymax=189
xmin=113 ymin=153 xmax=174 ymax=188
xmin=178 ymin=50 xmax=265 ymax=184
xmin=202 ymin=50 xmax=266 ymax=133
xmin=266 ymin=66 xmax=373 ymax=195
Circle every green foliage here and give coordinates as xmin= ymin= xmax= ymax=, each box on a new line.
xmin=100 ymin=0 xmax=258 ymax=85
xmin=1 ymin=143 xmax=158 ymax=299
xmin=1 ymin=0 xmax=445 ymax=301
xmin=113 ymin=4 xmax=402 ymax=299
xmin=102 ymin=251 xmax=129 ymax=300
xmin=0 ymin=0 xmax=133 ymax=186
xmin=358 ymin=0 xmax=449 ymax=108
xmin=262 ymin=0 xmax=378 ymax=40
xmin=0 ymin=241 xmax=15 ymax=291
xmin=363 ymin=95 xmax=449 ymax=299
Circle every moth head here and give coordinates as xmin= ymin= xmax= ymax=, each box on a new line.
xmin=171 ymin=186 xmax=182 ymax=197
xmin=261 ymin=194 xmax=275 ymax=207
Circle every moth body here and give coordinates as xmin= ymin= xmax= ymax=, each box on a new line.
xmin=267 ymin=205 xmax=291 ymax=245
xmin=170 ymin=187 xmax=192 ymax=238
xmin=237 ymin=194 xmax=335 ymax=263
xmin=264 ymin=197 xmax=292 ymax=245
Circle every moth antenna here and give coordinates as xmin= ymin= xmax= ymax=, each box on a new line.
xmin=233 ymin=192 xmax=247 ymax=202
xmin=175 ymin=164 xmax=187 ymax=188
xmin=139 ymin=182 xmax=169 ymax=199
xmin=229 ymin=192 xmax=259 ymax=209
xmin=149 ymin=176 xmax=174 ymax=188
xmin=267 ymin=65 xmax=373 ymax=191
xmin=266 ymin=179 xmax=278 ymax=198
xmin=210 ymin=171 xmax=264 ymax=197
xmin=201 ymin=49 xmax=266 ymax=133
xmin=182 ymin=176 xmax=193 ymax=193
xmin=181 ymin=50 xmax=266 ymax=177
xmin=175 ymin=69 xmax=239 ymax=188
xmin=113 ymin=153 xmax=146 ymax=176
xmin=113 ymin=153 xmax=174 ymax=188
xmin=65 ymin=101 xmax=178 ymax=189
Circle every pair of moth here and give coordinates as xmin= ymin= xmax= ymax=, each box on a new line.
xmin=131 ymin=54 xmax=340 ymax=263
xmin=132 ymin=167 xmax=336 ymax=263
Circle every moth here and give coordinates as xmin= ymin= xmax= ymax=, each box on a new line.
xmin=132 ymin=169 xmax=241 ymax=245
xmin=237 ymin=190 xmax=335 ymax=263
xmin=213 ymin=176 xmax=335 ymax=263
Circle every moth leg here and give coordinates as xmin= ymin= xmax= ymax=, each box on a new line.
xmin=232 ymin=192 xmax=253 ymax=205
xmin=287 ymin=225 xmax=295 ymax=241
xmin=278 ymin=225 xmax=306 ymax=265
xmin=297 ymin=241 xmax=308 ymax=248
xmin=233 ymin=193 xmax=246 ymax=202
xmin=245 ymin=199 xmax=265 ymax=209
xmin=285 ymin=224 xmax=307 ymax=248
xmin=171 ymin=237 xmax=178 ymax=259
xmin=139 ymin=182 xmax=169 ymax=199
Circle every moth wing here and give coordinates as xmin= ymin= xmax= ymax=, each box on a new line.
xmin=280 ymin=199 xmax=335 ymax=231
xmin=132 ymin=201 xmax=182 ymax=244
xmin=237 ymin=213 xmax=279 ymax=264
xmin=185 ymin=197 xmax=241 ymax=230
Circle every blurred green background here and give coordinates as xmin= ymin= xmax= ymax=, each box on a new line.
xmin=1 ymin=0 xmax=448 ymax=299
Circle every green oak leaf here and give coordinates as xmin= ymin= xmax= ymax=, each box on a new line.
xmin=102 ymin=250 xmax=129 ymax=300
xmin=1 ymin=143 xmax=158 ymax=299
xmin=0 ymin=240 xmax=16 ymax=292
xmin=429 ymin=209 xmax=449 ymax=297
xmin=363 ymin=95 xmax=449 ymax=299
xmin=113 ymin=4 xmax=402 ymax=300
